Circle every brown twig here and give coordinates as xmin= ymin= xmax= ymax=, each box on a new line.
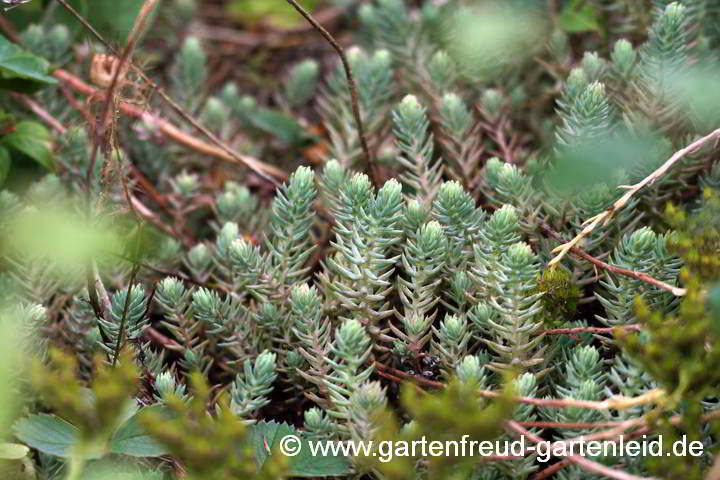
xmin=59 ymin=0 xmax=154 ymax=348
xmin=707 ymin=455 xmax=720 ymax=480
xmin=374 ymin=366 xmax=426 ymax=395
xmin=125 ymin=163 xmax=196 ymax=244
xmin=10 ymin=93 xmax=67 ymax=134
xmin=149 ymin=84 xmax=284 ymax=187
xmin=538 ymin=409 xmax=720 ymax=469
xmin=285 ymin=0 xmax=379 ymax=187
xmin=106 ymin=249 xmax=212 ymax=289
xmin=374 ymin=361 xmax=445 ymax=388
xmin=56 ymin=0 xmax=154 ymax=190
xmin=538 ymin=325 xmax=643 ymax=335
xmin=518 ymin=420 xmax=623 ymax=429
xmin=540 ymin=223 xmax=687 ymax=296
xmin=86 ymin=262 xmax=112 ymax=350
xmin=523 ymin=409 xmax=720 ymax=480
xmin=374 ymin=361 xmax=666 ymax=411
xmin=52 ymin=69 xmax=287 ymax=181
xmin=192 ymin=24 xmax=312 ymax=48
xmin=53 ymin=0 xmax=107 ymax=49
xmin=126 ymin=0 xmax=157 ymax=42
xmin=0 ymin=16 xmax=19 ymax=43
xmin=146 ymin=326 xmax=184 ymax=352
xmin=506 ymin=421 xmax=660 ymax=480
xmin=53 ymin=0 xmax=285 ymax=188
xmin=482 ymin=387 xmax=666 ymax=412
xmin=128 ymin=193 xmax=193 ymax=247
xmin=532 ymin=458 xmax=572 ymax=480
xmin=570 ymin=242 xmax=685 ymax=296
xmin=549 ymin=127 xmax=720 ymax=266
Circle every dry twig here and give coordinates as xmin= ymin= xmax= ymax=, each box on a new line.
xmin=532 ymin=458 xmax=572 ymax=480
xmin=506 ymin=421 xmax=660 ymax=480
xmin=375 ymin=361 xmax=667 ymax=411
xmin=482 ymin=388 xmax=666 ymax=412
xmin=541 ymin=223 xmax=687 ymax=296
xmin=549 ymin=127 xmax=720 ymax=267
xmin=285 ymin=0 xmax=380 ymax=187
xmin=10 ymin=93 xmax=67 ymax=134
xmin=538 ymin=325 xmax=643 ymax=335
xmin=52 ymin=69 xmax=287 ymax=181
xmin=54 ymin=0 xmax=285 ymax=187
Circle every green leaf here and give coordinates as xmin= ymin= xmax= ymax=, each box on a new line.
xmin=0 ymin=146 xmax=9 ymax=187
xmin=0 ymin=443 xmax=29 ymax=460
xmin=12 ymin=414 xmax=80 ymax=458
xmin=109 ymin=405 xmax=171 ymax=457
xmin=251 ymin=421 xmax=351 ymax=477
xmin=248 ymin=108 xmax=314 ymax=147
xmin=558 ymin=0 xmax=601 ymax=33
xmin=1 ymin=121 xmax=54 ymax=170
xmin=0 ymin=34 xmax=57 ymax=93
xmin=251 ymin=420 xmax=295 ymax=472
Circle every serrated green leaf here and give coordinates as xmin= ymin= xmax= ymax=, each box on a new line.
xmin=12 ymin=414 xmax=80 ymax=458
xmin=558 ymin=0 xmax=600 ymax=33
xmin=110 ymin=405 xmax=171 ymax=457
xmin=0 ymin=34 xmax=56 ymax=93
xmin=250 ymin=421 xmax=351 ymax=477
xmin=284 ymin=439 xmax=352 ymax=477
xmin=251 ymin=420 xmax=294 ymax=471
xmin=0 ymin=146 xmax=9 ymax=187
xmin=1 ymin=121 xmax=53 ymax=170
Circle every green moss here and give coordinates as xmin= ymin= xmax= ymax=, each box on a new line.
xmin=531 ymin=266 xmax=581 ymax=328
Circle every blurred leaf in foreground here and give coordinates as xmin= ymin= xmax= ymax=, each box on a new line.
xmin=439 ymin=0 xmax=548 ymax=81
xmin=228 ymin=0 xmax=320 ymax=30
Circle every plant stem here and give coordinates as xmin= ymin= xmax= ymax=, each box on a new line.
xmin=541 ymin=223 xmax=687 ymax=296
xmin=53 ymin=0 xmax=284 ymax=187
xmin=285 ymin=0 xmax=380 ymax=187
xmin=549 ymin=127 xmax=720 ymax=266
xmin=52 ymin=69 xmax=288 ymax=181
